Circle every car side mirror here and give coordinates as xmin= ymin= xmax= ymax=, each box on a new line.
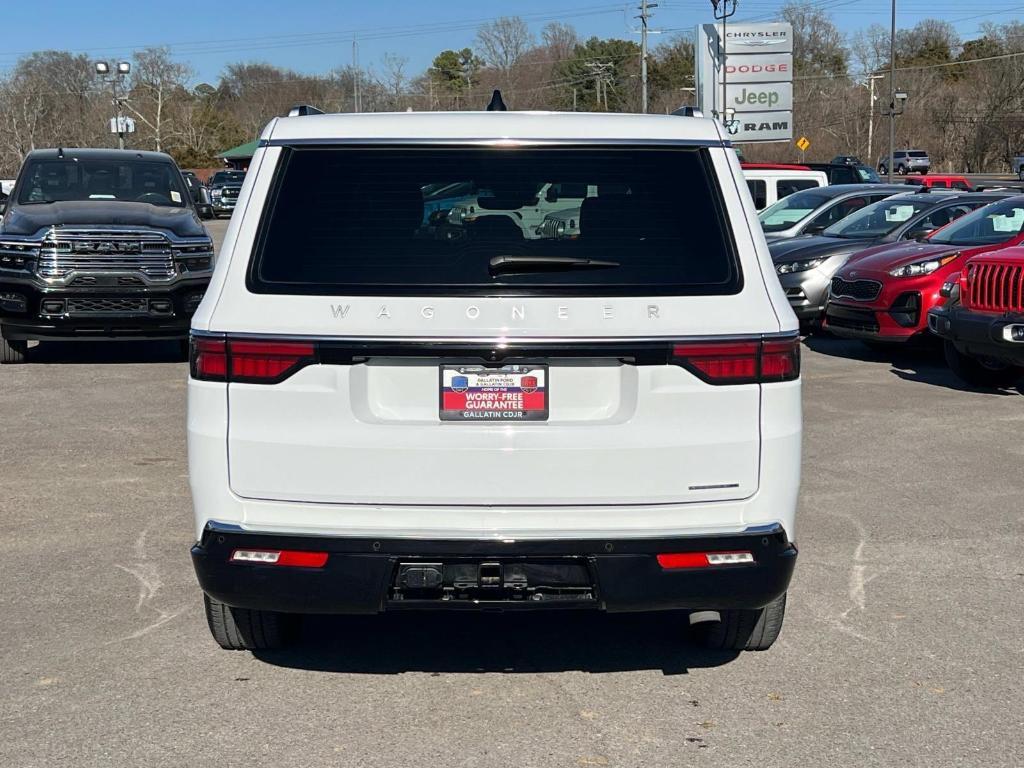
xmin=545 ymin=188 xmax=559 ymax=203
xmin=804 ymin=223 xmax=826 ymax=235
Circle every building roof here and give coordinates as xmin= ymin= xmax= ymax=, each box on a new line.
xmin=216 ymin=140 xmax=259 ymax=160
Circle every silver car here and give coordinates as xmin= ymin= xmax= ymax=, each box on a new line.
xmin=760 ymin=184 xmax=906 ymax=241
xmin=878 ymin=150 xmax=930 ymax=176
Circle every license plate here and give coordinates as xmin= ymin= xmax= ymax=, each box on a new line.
xmin=440 ymin=365 xmax=548 ymax=422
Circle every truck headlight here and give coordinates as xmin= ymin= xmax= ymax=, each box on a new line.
xmin=556 ymin=221 xmax=566 ymax=237
xmin=889 ymin=252 xmax=959 ymax=278
xmin=776 ymin=258 xmax=824 ymax=274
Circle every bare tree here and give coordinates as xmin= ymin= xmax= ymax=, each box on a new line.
xmin=125 ymin=47 xmax=193 ymax=152
xmin=378 ymin=53 xmax=409 ymax=110
xmin=476 ymin=16 xmax=534 ymax=88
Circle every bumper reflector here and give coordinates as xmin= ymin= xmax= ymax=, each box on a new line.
xmin=230 ymin=549 xmax=329 ymax=568
xmin=657 ymin=551 xmax=755 ymax=569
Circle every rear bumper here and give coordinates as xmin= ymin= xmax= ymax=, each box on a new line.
xmin=192 ymin=522 xmax=797 ymax=614
xmin=928 ymin=304 xmax=1024 ymax=365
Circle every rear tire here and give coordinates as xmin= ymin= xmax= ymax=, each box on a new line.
xmin=203 ymin=594 xmax=297 ymax=651
xmin=1 ymin=337 xmax=28 ymax=364
xmin=943 ymin=340 xmax=1024 ymax=388
xmin=696 ymin=593 xmax=787 ymax=651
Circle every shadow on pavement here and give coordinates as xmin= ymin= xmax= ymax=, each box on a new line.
xmin=802 ymin=334 xmax=1021 ymax=395
xmin=255 ymin=611 xmax=739 ymax=675
xmin=20 ymin=339 xmax=186 ymax=365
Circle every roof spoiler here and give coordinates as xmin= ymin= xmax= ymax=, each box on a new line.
xmin=287 ymin=104 xmax=324 ymax=117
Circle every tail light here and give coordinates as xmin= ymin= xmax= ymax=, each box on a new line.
xmin=657 ymin=551 xmax=755 ymax=569
xmin=230 ymin=549 xmax=329 ymax=568
xmin=672 ymin=337 xmax=799 ymax=384
xmin=191 ymin=337 xmax=316 ymax=384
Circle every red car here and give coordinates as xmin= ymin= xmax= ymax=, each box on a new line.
xmin=903 ymin=175 xmax=973 ymax=191
xmin=825 ymin=195 xmax=1024 ymax=342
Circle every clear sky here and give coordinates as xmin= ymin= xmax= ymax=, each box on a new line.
xmin=2 ymin=0 xmax=1020 ymax=83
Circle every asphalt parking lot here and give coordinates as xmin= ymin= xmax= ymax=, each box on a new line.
xmin=2 ymin=218 xmax=1023 ymax=767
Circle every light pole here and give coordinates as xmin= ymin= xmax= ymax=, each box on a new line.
xmin=885 ymin=0 xmax=899 ymax=182
xmin=883 ymin=89 xmax=908 ymax=180
xmin=95 ymin=61 xmax=131 ymax=150
xmin=711 ymin=0 xmax=738 ymax=129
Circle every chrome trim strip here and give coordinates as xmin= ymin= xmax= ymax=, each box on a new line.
xmin=191 ymin=330 xmax=799 ymax=343
xmin=261 ymin=137 xmax=727 ymax=149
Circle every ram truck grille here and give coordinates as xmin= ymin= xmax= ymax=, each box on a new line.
xmin=38 ymin=230 xmax=176 ymax=279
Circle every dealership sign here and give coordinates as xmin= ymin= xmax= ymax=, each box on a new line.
xmin=726 ymin=82 xmax=793 ymax=112
xmin=723 ymin=23 xmax=792 ymax=53
xmin=729 ymin=111 xmax=792 ymax=143
xmin=724 ymin=53 xmax=792 ymax=84
xmin=695 ymin=22 xmax=794 ymax=144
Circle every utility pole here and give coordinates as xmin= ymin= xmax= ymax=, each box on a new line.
xmin=710 ymin=0 xmax=738 ymax=128
xmin=865 ymin=74 xmax=883 ymax=162
xmin=636 ymin=1 xmax=658 ymax=113
xmin=586 ymin=62 xmax=613 ymax=111
xmin=352 ymin=39 xmax=361 ymax=112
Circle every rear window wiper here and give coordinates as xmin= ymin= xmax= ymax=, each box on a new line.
xmin=488 ymin=255 xmax=620 ymax=275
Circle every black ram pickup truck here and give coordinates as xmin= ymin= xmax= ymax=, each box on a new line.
xmin=208 ymin=169 xmax=245 ymax=218
xmin=0 ymin=148 xmax=214 ymax=363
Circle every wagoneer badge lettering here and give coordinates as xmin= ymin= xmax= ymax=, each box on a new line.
xmin=328 ymin=303 xmax=663 ymax=322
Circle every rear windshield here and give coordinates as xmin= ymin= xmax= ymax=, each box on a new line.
xmin=17 ymin=159 xmax=187 ymax=207
xmin=908 ymin=151 xmax=928 ymax=158
xmin=856 ymin=166 xmax=880 ymax=182
xmin=249 ymin=146 xmax=741 ymax=296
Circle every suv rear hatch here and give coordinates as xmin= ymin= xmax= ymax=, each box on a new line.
xmin=218 ymin=144 xmax=788 ymax=506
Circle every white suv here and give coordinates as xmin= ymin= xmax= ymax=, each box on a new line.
xmin=188 ymin=109 xmax=802 ymax=653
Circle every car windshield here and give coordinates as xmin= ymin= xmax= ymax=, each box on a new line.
xmin=212 ymin=171 xmax=245 ymax=185
xmin=822 ymin=197 xmax=934 ymax=239
xmin=17 ymin=158 xmax=188 ymax=207
xmin=759 ymin=190 xmax=832 ymax=232
xmin=927 ymin=198 xmax=1024 ymax=246
xmin=250 ymin=145 xmax=741 ymax=296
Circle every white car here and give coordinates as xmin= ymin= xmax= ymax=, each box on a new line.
xmin=188 ymin=109 xmax=802 ymax=652
xmin=742 ymin=166 xmax=829 ymax=210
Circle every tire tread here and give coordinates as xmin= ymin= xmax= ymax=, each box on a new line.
xmin=203 ymin=594 xmax=292 ymax=651
xmin=698 ymin=593 xmax=787 ymax=652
